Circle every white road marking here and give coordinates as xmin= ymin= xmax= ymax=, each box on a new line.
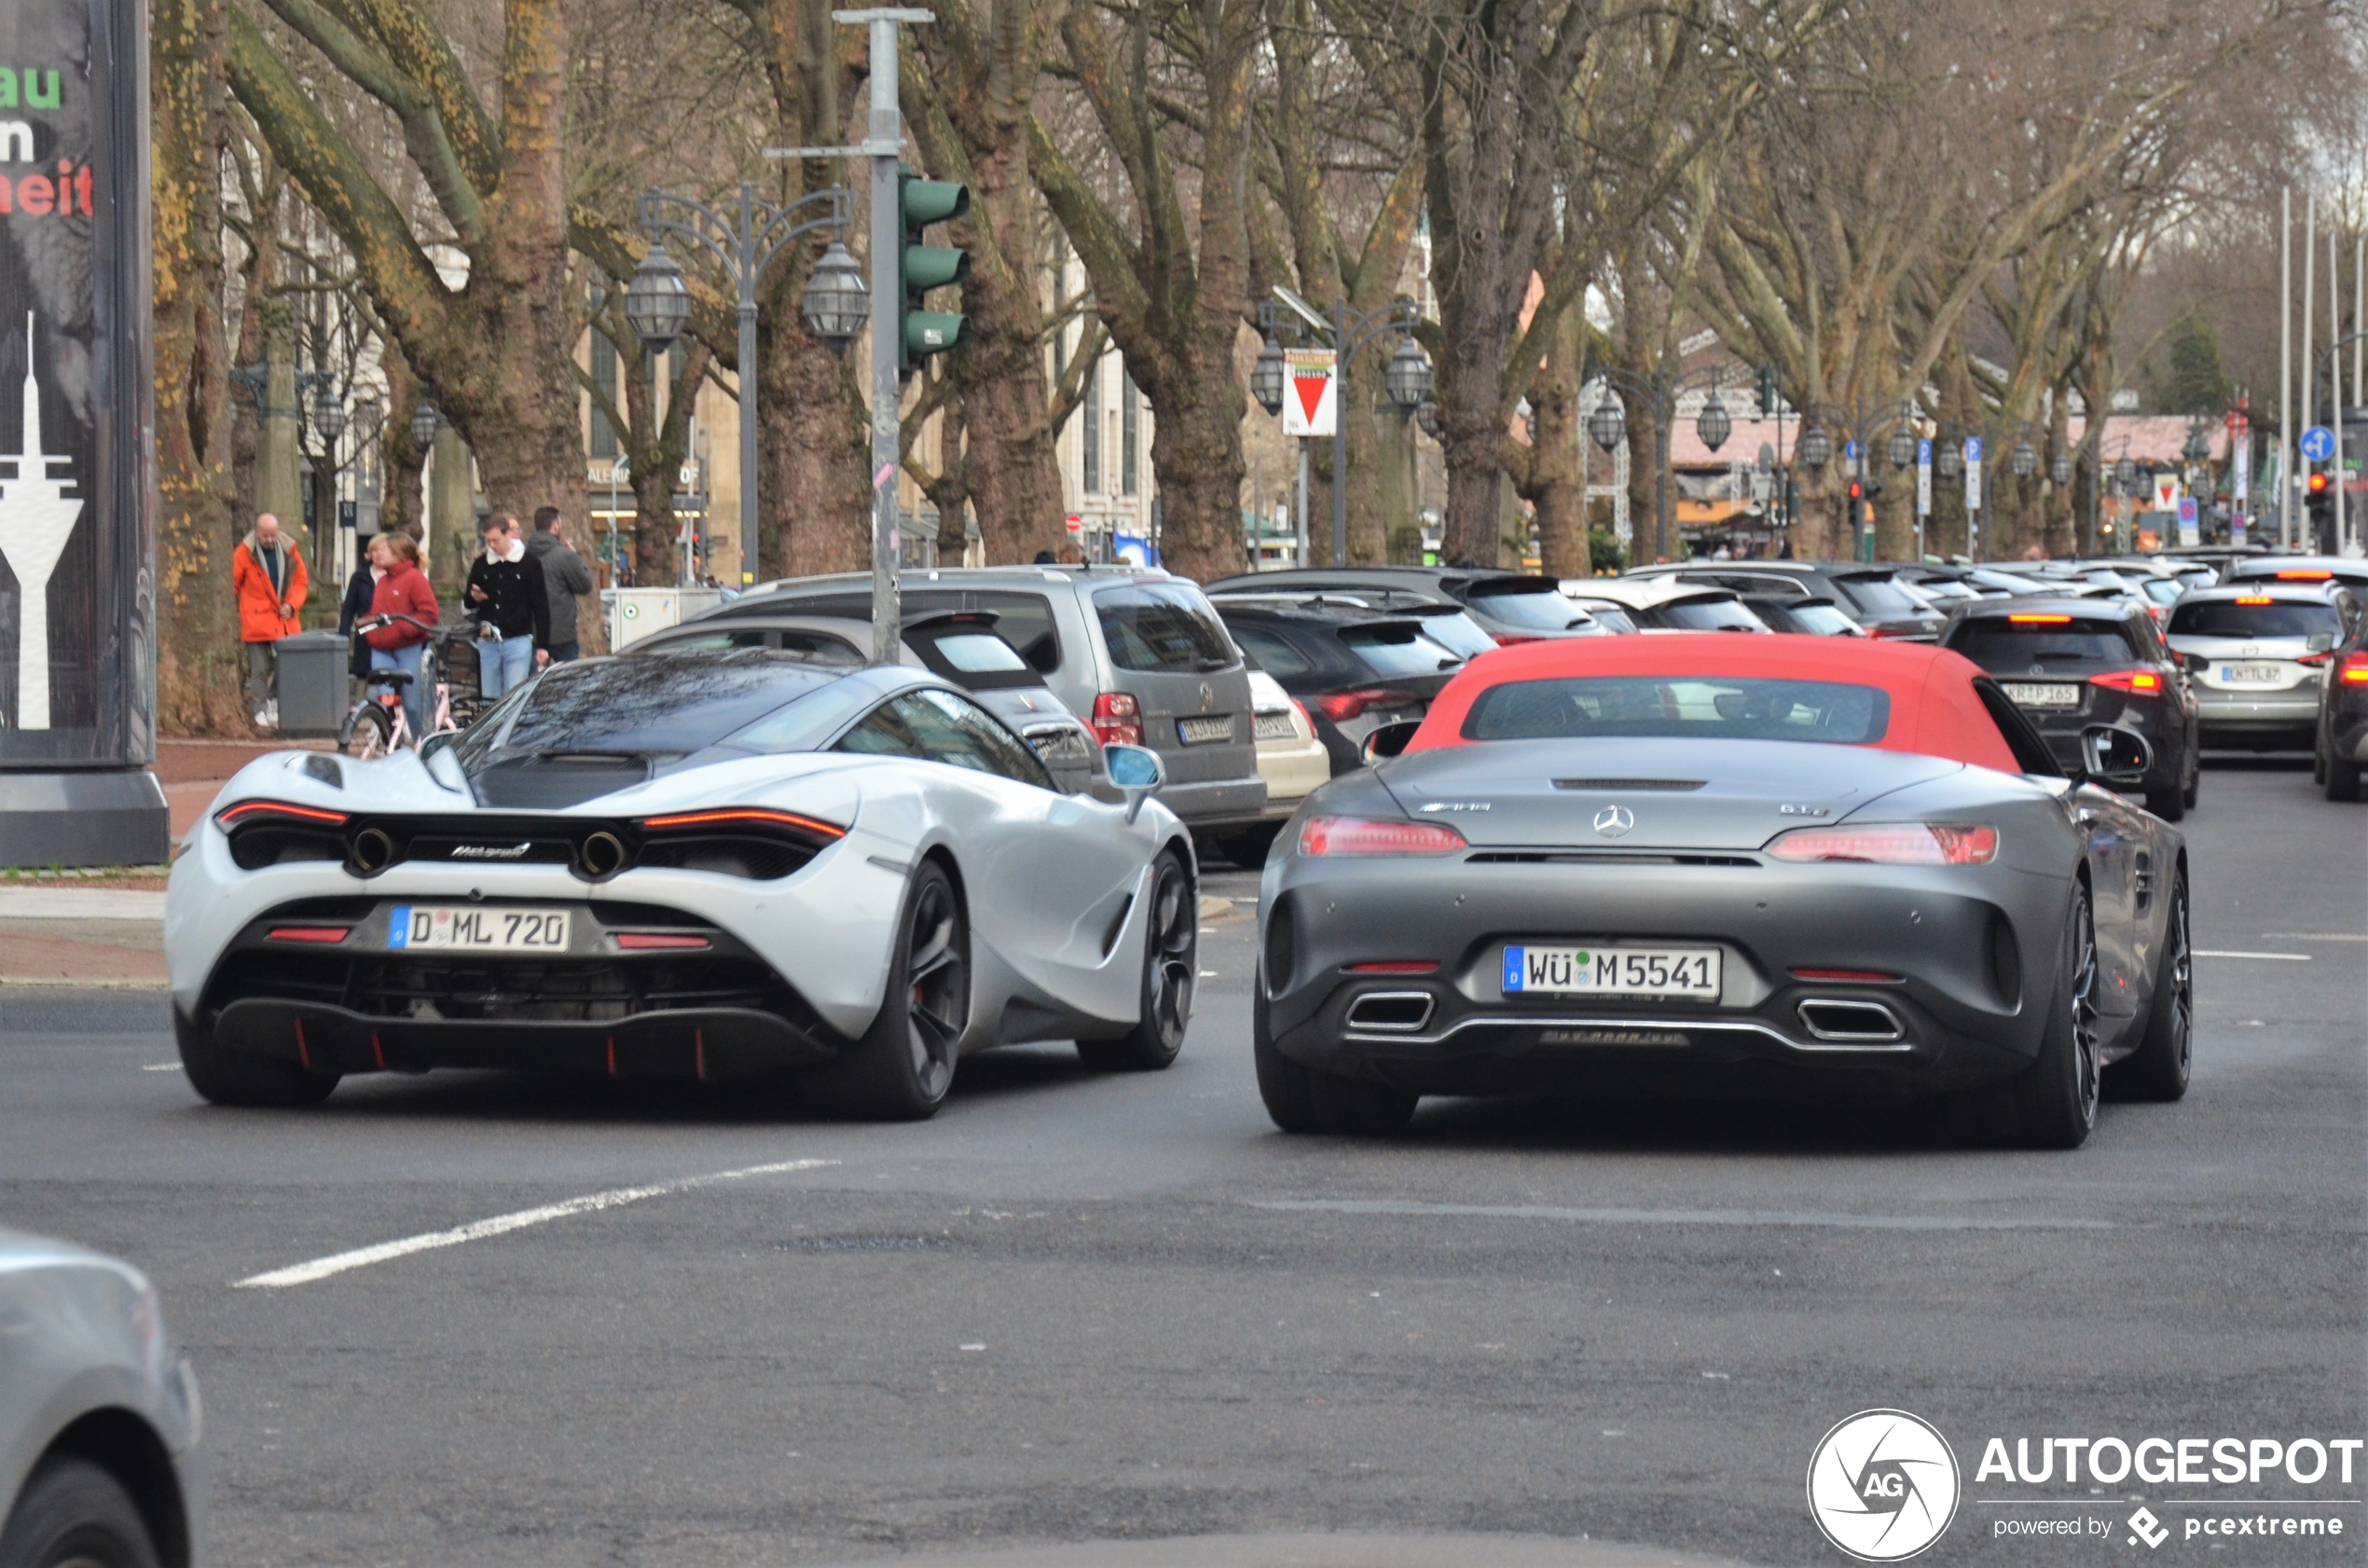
xmin=142 ymin=1062 xmax=182 ymax=1072
xmin=2263 ymin=932 xmax=2368 ymax=941
xmin=2194 ymin=950 xmax=2312 ymax=961
xmin=1251 ymin=1199 xmax=2114 ymax=1231
xmin=236 ymin=1158 xmax=839 ymax=1289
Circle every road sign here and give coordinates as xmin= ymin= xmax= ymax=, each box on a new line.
xmin=1965 ymin=437 xmax=1983 ymax=513
xmin=2177 ymin=496 xmax=2200 ymax=546
xmin=2155 ymin=476 xmax=2180 ymax=512
xmin=1916 ymin=438 xmax=1933 ymax=516
xmin=2301 ymin=424 xmax=2336 ymax=461
xmin=1281 ymin=349 xmax=1337 ymax=437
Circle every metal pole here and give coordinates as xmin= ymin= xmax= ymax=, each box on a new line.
xmin=2304 ymin=194 xmax=2316 ymax=551
xmin=1331 ymin=299 xmax=1349 ymax=567
xmin=735 ymin=185 xmax=762 ymax=591
xmin=2334 ymin=227 xmax=2348 ymax=554
xmin=867 ymin=17 xmax=904 ymax=665
xmin=1654 ymin=387 xmax=1672 ymax=563
xmin=1295 ymin=441 xmax=1310 ymax=567
xmin=2281 ymin=186 xmax=2293 ymax=550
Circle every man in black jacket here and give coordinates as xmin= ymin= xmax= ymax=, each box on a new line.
xmin=465 ymin=513 xmax=552 ymax=698
xmin=527 ymin=506 xmax=598 ymax=660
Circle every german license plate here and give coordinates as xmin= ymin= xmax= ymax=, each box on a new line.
xmin=2220 ymin=664 xmax=2284 ymax=684
xmin=389 ymin=906 xmax=571 ymax=953
xmin=2002 ymin=681 xmax=2081 ymax=708
xmin=1501 ymin=943 xmax=1721 ymax=997
xmin=1252 ymin=712 xmax=1298 ymax=742
xmin=1177 ymin=714 xmax=1235 ymax=745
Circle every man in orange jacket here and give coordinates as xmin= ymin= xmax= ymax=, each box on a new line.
xmin=232 ymin=512 xmax=309 ymax=728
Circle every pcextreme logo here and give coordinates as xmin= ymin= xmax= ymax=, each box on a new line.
xmin=1808 ymin=1409 xmax=1962 ymax=1561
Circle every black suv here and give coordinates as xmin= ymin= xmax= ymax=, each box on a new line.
xmin=1624 ymin=560 xmax=1948 ymax=640
xmin=1940 ymin=597 xmax=2201 ymax=820
xmin=1201 ymin=566 xmax=1611 ymax=642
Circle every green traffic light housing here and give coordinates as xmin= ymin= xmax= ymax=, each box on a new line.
xmin=899 ymin=170 xmax=972 ymax=369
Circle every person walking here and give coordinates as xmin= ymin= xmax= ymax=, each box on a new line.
xmin=464 ymin=513 xmax=550 ymax=699
xmin=525 ymin=506 xmax=595 ymax=661
xmin=232 ymin=512 xmax=308 ymax=728
xmin=358 ymin=532 xmax=439 ymax=736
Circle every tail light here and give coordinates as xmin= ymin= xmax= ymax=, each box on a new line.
xmin=1864 ymin=625 xmax=1917 ymax=640
xmin=2235 ymin=596 xmax=2275 ymax=605
xmin=1091 ymin=692 xmax=1142 ymax=747
xmin=1314 ymin=688 xmax=1397 ymax=722
xmin=2297 ymin=651 xmax=2333 ymax=667
xmin=635 ymin=807 xmax=847 ymax=881
xmin=215 ymin=800 xmax=349 ymax=830
xmin=614 ymin=932 xmax=712 ymax=951
xmin=1766 ymin=822 xmax=1999 ymax=865
xmin=2089 ymin=668 xmax=2164 ymax=695
xmin=1289 ymin=697 xmax=1315 ymax=736
xmin=1491 ymin=633 xmax=1548 ymax=647
xmin=1298 ymin=816 xmax=1467 ymax=856
xmin=267 ymin=926 xmax=351 ymax=943
xmin=639 ymin=808 xmax=846 ymax=839
xmin=2009 ymin=613 xmax=2072 ymax=623
xmin=2342 ymin=652 xmax=2368 ymax=684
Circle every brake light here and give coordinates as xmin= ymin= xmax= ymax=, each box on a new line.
xmin=2342 ymin=652 xmax=2368 ymax=683
xmin=1491 ymin=633 xmax=1547 ymax=647
xmin=215 ymin=800 xmax=349 ymax=829
xmin=1790 ymin=967 xmax=1901 ymax=983
xmin=1315 ymin=688 xmax=1397 ymax=722
xmin=1346 ymin=960 xmax=1440 ymax=973
xmin=266 ymin=926 xmax=351 ymax=943
xmin=1298 ymin=817 xmax=1467 ymax=856
xmin=1289 ymin=697 xmax=1314 ymax=735
xmin=2009 ymin=613 xmax=2072 ymax=623
xmin=2089 ymin=668 xmax=2163 ymax=695
xmin=2278 ymin=570 xmax=2334 ymax=580
xmin=2297 ymin=651 xmax=2333 ymax=667
xmin=1091 ymin=692 xmax=1142 ymax=747
xmin=639 ymin=808 xmax=846 ymax=838
xmin=1863 ymin=625 xmax=1916 ymax=640
xmin=614 ymin=932 xmax=712 ymax=950
xmin=2236 ymin=596 xmax=2276 ymax=605
xmin=1765 ymin=823 xmax=1999 ymax=864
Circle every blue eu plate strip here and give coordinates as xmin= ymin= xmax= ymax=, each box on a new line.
xmin=389 ymin=907 xmax=410 ymax=948
xmin=1502 ymin=946 xmax=1524 ymax=992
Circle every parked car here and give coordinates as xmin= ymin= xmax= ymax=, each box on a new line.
xmin=1742 ymin=594 xmax=1867 ymax=636
xmin=1202 ymin=566 xmax=1612 ymax=641
xmin=1216 ymin=668 xmax=1331 ymax=866
xmin=2314 ymin=594 xmax=2368 ymax=800
xmin=709 ymin=568 xmax=1266 ymax=833
xmin=2221 ymin=554 xmax=2368 ymax=597
xmin=1560 ymin=576 xmax=1773 ymax=633
xmin=633 ymin=611 xmax=1103 ymax=794
xmin=0 ymin=1229 xmax=200 ymax=1568
xmin=2164 ymin=586 xmax=2349 ymax=753
xmin=1622 ymin=560 xmax=1947 ymax=640
xmin=1939 ymin=597 xmax=2199 ymax=819
xmin=1210 ymin=598 xmax=1470 ymax=775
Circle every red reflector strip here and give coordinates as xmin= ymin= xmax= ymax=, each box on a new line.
xmin=2008 ymin=613 xmax=2072 ymax=623
xmin=217 ymin=800 xmax=349 ymax=827
xmin=267 ymin=926 xmax=351 ymax=943
xmin=1791 ymin=968 xmax=1901 ymax=983
xmin=614 ymin=932 xmax=712 ymax=950
xmin=1346 ymin=960 xmax=1440 ymax=974
xmin=638 ymin=808 xmax=845 ymax=838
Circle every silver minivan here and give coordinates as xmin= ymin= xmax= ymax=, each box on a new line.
xmin=709 ymin=567 xmax=1267 ymax=831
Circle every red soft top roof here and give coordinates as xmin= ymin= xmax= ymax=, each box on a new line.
xmin=1408 ymin=634 xmax=2019 ymax=773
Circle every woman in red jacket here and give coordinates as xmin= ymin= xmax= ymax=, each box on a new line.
xmin=359 ymin=531 xmax=439 ymax=737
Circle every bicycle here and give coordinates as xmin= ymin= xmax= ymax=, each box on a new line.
xmin=340 ymin=614 xmax=477 ymax=758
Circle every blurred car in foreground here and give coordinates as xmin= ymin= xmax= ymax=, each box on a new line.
xmin=0 ymin=1230 xmax=200 ymax=1568
xmin=1253 ymin=636 xmax=2190 ymax=1148
xmin=2315 ymin=599 xmax=2368 ymax=800
xmin=2163 ymin=587 xmax=2346 ymax=753
xmin=1939 ymin=597 xmax=2198 ymax=819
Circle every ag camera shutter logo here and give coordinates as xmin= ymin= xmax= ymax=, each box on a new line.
xmin=1807 ymin=1409 xmax=1962 ymax=1561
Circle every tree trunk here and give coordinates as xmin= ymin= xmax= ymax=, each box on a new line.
xmin=151 ymin=0 xmax=248 ymax=737
xmin=762 ymin=323 xmax=873 ymax=580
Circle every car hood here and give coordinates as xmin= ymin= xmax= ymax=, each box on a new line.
xmin=1372 ymin=738 xmax=1962 ymax=850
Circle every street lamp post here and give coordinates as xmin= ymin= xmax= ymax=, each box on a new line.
xmin=626 ymin=182 xmax=857 ymax=596
xmin=1788 ymin=400 xmax=1920 ymax=561
xmin=1254 ymin=294 xmax=1430 ymax=567
xmin=1582 ymin=361 xmax=1740 ymax=564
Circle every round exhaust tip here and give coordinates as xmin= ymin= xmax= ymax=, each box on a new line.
xmin=580 ymin=831 xmax=628 ymax=880
xmin=349 ymin=826 xmax=396 ymax=876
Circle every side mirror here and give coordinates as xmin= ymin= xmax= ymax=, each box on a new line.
xmin=1103 ymin=742 xmax=1165 ymax=823
xmin=2078 ymin=724 xmax=2154 ymax=788
xmin=1361 ymin=720 xmax=1423 ymax=764
xmin=2308 ymin=631 xmax=2336 ymax=653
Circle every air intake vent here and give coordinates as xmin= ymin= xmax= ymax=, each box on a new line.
xmin=1552 ymin=778 xmax=1706 ymax=791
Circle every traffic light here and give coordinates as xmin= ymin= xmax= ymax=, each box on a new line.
xmin=898 ymin=167 xmax=971 ymax=371
xmin=2306 ymin=462 xmax=2334 ymax=544
xmin=1756 ymin=364 xmax=1779 ymax=419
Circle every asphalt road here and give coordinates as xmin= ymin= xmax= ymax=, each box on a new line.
xmin=2 ymin=758 xmax=2361 ymax=1568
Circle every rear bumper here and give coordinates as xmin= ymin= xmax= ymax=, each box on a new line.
xmin=208 ymin=997 xmax=835 ymax=1079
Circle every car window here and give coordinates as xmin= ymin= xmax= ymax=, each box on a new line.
xmin=969 ymin=593 xmax=1063 ymax=674
xmin=477 ymin=653 xmax=843 ymax=763
xmin=1657 ymin=598 xmax=1769 ymax=632
xmin=1833 ymin=574 xmax=1925 ymax=619
xmin=1786 ymin=602 xmax=1860 ymax=636
xmin=1565 ymin=599 xmax=1639 ymax=635
xmin=1463 ymin=583 xmax=1592 ymax=630
xmin=1406 ymin=611 xmax=1499 ymax=658
xmin=776 ymin=631 xmax=865 ymax=664
xmin=1095 ymin=584 xmax=1238 ymax=672
xmin=1228 ymin=625 xmax=1315 ymax=678
xmin=836 ymin=689 xmax=1054 ymax=788
xmin=1462 ymin=675 xmax=1891 ymax=744
xmin=1947 ymin=616 xmax=2140 ymax=671
xmin=904 ymin=623 xmax=1045 ymax=691
xmin=1338 ymin=624 xmax=1464 ymax=677
xmin=2168 ymin=599 xmax=2343 ymax=639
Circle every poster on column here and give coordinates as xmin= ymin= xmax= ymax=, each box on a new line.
xmin=0 ymin=0 xmax=152 ymax=763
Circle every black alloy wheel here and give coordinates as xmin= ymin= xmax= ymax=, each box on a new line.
xmin=1079 ymin=848 xmax=1195 ymax=1071
xmin=2106 ymin=871 xmax=2191 ymax=1102
xmin=807 ymin=861 xmax=969 ymax=1121
xmin=1999 ymin=881 xmax=2101 ymax=1148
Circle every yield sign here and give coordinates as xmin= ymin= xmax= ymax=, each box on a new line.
xmin=1281 ymin=348 xmax=1337 ymax=437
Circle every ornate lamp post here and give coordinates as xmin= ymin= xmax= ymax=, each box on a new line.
xmin=1789 ymin=399 xmax=1921 ymax=559
xmin=1250 ymin=293 xmax=1430 ymax=566
xmin=1581 ymin=361 xmax=1742 ymax=563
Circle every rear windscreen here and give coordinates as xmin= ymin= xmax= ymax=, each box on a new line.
xmin=1834 ymin=575 xmax=1926 ymax=619
xmin=1408 ymin=612 xmax=1499 ymax=658
xmin=2168 ymin=599 xmax=2342 ymax=639
xmin=1466 ymin=582 xmax=1591 ymax=630
xmin=1566 ymin=600 xmax=1639 ymax=635
xmin=1462 ymin=676 xmax=1890 ymax=744
xmin=906 ymin=626 xmax=1044 ymax=690
xmin=1095 ymin=584 xmax=1238 ymax=672
xmin=466 ymin=653 xmax=844 ymax=765
xmin=1783 ymin=603 xmax=1860 ymax=636
xmin=1339 ymin=624 xmax=1465 ymax=677
xmin=1947 ymin=618 xmax=2138 ymax=671
xmin=1658 ymin=598 xmax=1769 ymax=632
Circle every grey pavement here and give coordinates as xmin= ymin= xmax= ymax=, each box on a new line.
xmin=0 ymin=758 xmax=2360 ymax=1568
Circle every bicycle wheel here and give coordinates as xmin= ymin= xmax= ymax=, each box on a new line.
xmin=341 ymin=705 xmax=392 ymax=760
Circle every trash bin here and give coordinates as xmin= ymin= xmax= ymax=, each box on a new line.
xmin=273 ymin=630 xmax=351 ymax=738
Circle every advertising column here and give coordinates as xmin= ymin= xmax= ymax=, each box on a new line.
xmin=0 ymin=0 xmax=168 ymax=865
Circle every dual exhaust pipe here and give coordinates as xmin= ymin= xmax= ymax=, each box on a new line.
xmin=345 ymin=828 xmax=629 ymax=881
